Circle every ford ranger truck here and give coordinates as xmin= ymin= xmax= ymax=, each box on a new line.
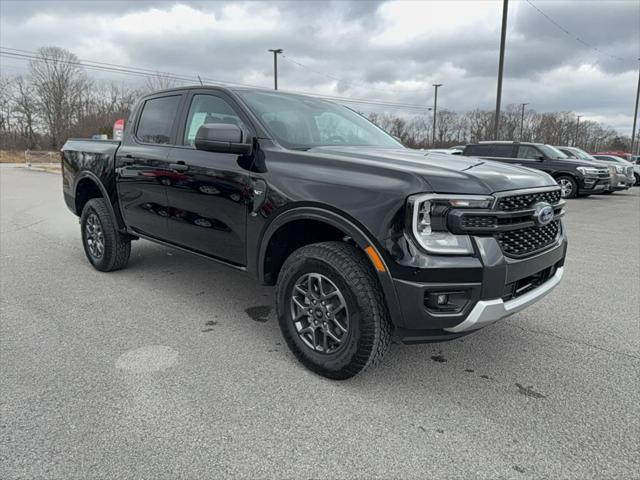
xmin=61 ymin=86 xmax=567 ymax=379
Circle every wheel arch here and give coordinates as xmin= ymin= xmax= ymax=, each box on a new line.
xmin=73 ymin=172 xmax=125 ymax=230
xmin=258 ymin=206 xmax=404 ymax=327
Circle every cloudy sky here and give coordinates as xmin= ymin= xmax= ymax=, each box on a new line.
xmin=1 ymin=0 xmax=638 ymax=133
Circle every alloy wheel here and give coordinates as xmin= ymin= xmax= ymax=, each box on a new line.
xmin=290 ymin=273 xmax=349 ymax=354
xmin=85 ymin=212 xmax=104 ymax=259
xmin=558 ymin=178 xmax=573 ymax=198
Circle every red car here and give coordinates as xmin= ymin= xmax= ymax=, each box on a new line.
xmin=592 ymin=151 xmax=632 ymax=161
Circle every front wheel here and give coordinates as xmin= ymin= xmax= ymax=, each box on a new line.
xmin=556 ymin=175 xmax=578 ymax=199
xmin=276 ymin=241 xmax=391 ymax=380
xmin=80 ymin=198 xmax=131 ymax=272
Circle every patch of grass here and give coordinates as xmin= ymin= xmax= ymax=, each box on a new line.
xmin=0 ymin=150 xmax=26 ymax=163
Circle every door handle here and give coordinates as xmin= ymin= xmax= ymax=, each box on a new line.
xmin=169 ymin=162 xmax=189 ymax=172
xmin=123 ymin=154 xmax=134 ymax=165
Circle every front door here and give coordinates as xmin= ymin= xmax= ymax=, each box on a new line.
xmin=163 ymin=92 xmax=253 ymax=266
xmin=116 ymin=93 xmax=184 ymax=239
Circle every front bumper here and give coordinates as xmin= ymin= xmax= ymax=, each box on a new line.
xmin=444 ymin=267 xmax=563 ymax=333
xmin=608 ymin=174 xmax=632 ymax=191
xmin=579 ymin=175 xmax=609 ymax=193
xmin=390 ymin=231 xmax=567 ymax=343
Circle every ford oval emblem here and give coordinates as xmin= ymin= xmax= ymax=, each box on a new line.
xmin=533 ymin=202 xmax=554 ymax=226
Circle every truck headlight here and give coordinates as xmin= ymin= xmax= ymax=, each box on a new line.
xmin=407 ymin=194 xmax=493 ymax=255
xmin=615 ymin=165 xmax=624 ymax=173
xmin=576 ymin=166 xmax=600 ymax=176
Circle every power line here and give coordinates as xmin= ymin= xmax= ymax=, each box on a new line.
xmin=0 ymin=47 xmax=431 ymax=112
xmin=280 ymin=53 xmax=431 ymax=95
xmin=524 ymin=0 xmax=634 ymax=64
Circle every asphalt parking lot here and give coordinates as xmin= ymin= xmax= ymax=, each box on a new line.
xmin=1 ymin=164 xmax=638 ymax=479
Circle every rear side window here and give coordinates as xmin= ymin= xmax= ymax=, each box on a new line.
xmin=136 ymin=95 xmax=181 ymax=144
xmin=465 ymin=144 xmax=513 ymax=157
xmin=464 ymin=145 xmax=491 ymax=156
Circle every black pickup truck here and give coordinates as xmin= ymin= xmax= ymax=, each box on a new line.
xmin=62 ymin=86 xmax=567 ymax=379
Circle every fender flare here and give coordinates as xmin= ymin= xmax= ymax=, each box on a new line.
xmin=73 ymin=171 xmax=123 ymax=228
xmin=258 ymin=206 xmax=404 ymax=327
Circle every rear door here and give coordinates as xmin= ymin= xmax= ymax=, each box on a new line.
xmin=163 ymin=90 xmax=254 ymax=266
xmin=116 ymin=93 xmax=185 ymax=239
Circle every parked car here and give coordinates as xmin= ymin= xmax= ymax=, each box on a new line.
xmin=462 ymin=141 xmax=610 ymax=199
xmin=593 ymin=150 xmax=632 ymax=161
xmin=592 ymin=155 xmax=635 ymax=189
xmin=62 ymin=86 xmax=567 ymax=379
xmin=630 ymin=155 xmax=640 ymax=185
xmin=556 ymin=146 xmax=626 ymax=193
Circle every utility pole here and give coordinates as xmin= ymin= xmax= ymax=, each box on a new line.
xmin=432 ymin=84 xmax=442 ymax=147
xmin=494 ymin=0 xmax=509 ymax=140
xmin=631 ymin=58 xmax=640 ymax=154
xmin=519 ymin=102 xmax=528 ymax=140
xmin=268 ymin=49 xmax=283 ymax=90
xmin=574 ymin=115 xmax=582 ymax=147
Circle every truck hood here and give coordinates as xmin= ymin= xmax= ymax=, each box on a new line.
xmin=308 ymin=146 xmax=556 ymax=195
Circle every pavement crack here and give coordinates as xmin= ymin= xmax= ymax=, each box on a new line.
xmin=505 ymin=321 xmax=640 ymax=361
xmin=1 ymin=218 xmax=46 ymax=235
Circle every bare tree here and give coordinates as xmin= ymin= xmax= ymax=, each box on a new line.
xmin=13 ymin=76 xmax=39 ymax=149
xmin=29 ymin=46 xmax=89 ymax=148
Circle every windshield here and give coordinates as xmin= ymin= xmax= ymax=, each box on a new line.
xmin=237 ymin=91 xmax=403 ymax=150
xmin=540 ymin=145 xmax=569 ymax=159
xmin=568 ymin=147 xmax=597 ymax=161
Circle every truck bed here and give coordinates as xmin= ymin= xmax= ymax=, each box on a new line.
xmin=61 ymin=138 xmax=120 ymax=216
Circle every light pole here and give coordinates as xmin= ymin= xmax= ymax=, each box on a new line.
xmin=519 ymin=102 xmax=528 ymax=140
xmin=494 ymin=0 xmax=509 ymax=139
xmin=268 ymin=48 xmax=283 ymax=90
xmin=631 ymin=58 xmax=639 ymax=154
xmin=432 ymin=83 xmax=443 ymax=147
xmin=574 ymin=115 xmax=582 ymax=147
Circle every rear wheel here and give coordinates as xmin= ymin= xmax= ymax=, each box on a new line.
xmin=556 ymin=175 xmax=577 ymax=199
xmin=276 ymin=241 xmax=391 ymax=380
xmin=80 ymin=198 xmax=130 ymax=272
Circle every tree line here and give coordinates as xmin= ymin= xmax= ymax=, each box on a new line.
xmin=0 ymin=46 xmax=633 ymax=152
xmin=368 ymin=108 xmax=632 ymax=152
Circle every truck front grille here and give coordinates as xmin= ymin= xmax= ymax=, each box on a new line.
xmin=496 ymin=221 xmax=560 ymax=257
xmin=497 ymin=190 xmax=561 ymax=211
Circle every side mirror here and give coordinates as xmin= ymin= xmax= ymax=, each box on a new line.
xmin=195 ymin=123 xmax=252 ymax=155
xmin=536 ymin=155 xmax=545 ymax=161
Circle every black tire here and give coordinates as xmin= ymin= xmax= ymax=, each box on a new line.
xmin=556 ymin=175 xmax=578 ymax=199
xmin=80 ymin=198 xmax=131 ymax=272
xmin=276 ymin=241 xmax=391 ymax=380
xmin=634 ymin=173 xmax=640 ymax=186
xmin=603 ymin=190 xmax=613 ymax=195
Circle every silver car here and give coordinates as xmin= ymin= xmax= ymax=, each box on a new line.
xmin=592 ymin=155 xmax=635 ymax=190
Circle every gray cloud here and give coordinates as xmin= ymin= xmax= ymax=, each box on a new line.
xmin=1 ymin=0 xmax=638 ymax=133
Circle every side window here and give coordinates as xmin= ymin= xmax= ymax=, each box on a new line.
xmin=136 ymin=95 xmax=181 ymax=144
xmin=465 ymin=145 xmax=490 ymax=156
xmin=183 ymin=94 xmax=246 ymax=146
xmin=490 ymin=145 xmax=515 ymax=157
xmin=517 ymin=146 xmax=542 ymax=160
